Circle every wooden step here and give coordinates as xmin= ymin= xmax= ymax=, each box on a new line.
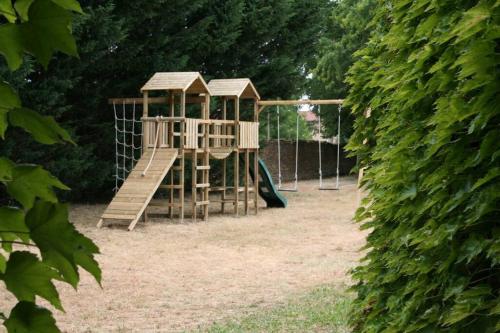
xmin=159 ymin=184 xmax=183 ymax=189
xmin=196 ymin=183 xmax=210 ymax=188
xmin=195 ymin=200 xmax=210 ymax=206
xmin=148 ymin=201 xmax=182 ymax=208
xmin=196 ymin=165 xmax=210 ymax=170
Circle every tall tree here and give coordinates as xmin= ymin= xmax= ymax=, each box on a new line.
xmin=346 ymin=0 xmax=500 ymax=331
xmin=1 ymin=0 xmax=331 ymax=201
xmin=310 ymin=0 xmax=376 ymax=139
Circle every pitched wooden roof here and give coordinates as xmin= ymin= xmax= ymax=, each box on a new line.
xmin=207 ymin=79 xmax=260 ymax=99
xmin=141 ymin=72 xmax=210 ymax=94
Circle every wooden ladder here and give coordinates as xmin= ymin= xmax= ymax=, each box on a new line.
xmin=166 ymin=153 xmax=185 ymax=222
xmin=191 ymin=149 xmax=210 ymax=221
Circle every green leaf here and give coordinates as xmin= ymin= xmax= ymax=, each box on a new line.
xmin=0 ymin=81 xmax=21 ymax=110
xmin=50 ymin=0 xmax=82 ymax=13
xmin=19 ymin=0 xmax=78 ymax=68
xmin=0 ymin=206 xmax=29 ymax=251
xmin=0 ymin=0 xmax=17 ymax=23
xmin=9 ymin=108 xmax=74 ymax=145
xmin=5 ymin=164 xmax=69 ymax=209
xmin=26 ymin=201 xmax=101 ymax=288
xmin=14 ymin=0 xmax=34 ymax=21
xmin=4 ymin=301 xmax=60 ymax=333
xmin=0 ymin=253 xmax=5 ymax=273
xmin=0 ymin=80 xmax=19 ymax=137
xmin=0 ymin=108 xmax=8 ymax=138
xmin=2 ymin=251 xmax=62 ymax=310
xmin=0 ymin=24 xmax=24 ymax=70
xmin=471 ymin=167 xmax=500 ymax=191
xmin=0 ymin=157 xmax=14 ymax=181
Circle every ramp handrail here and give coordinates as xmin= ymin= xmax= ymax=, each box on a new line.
xmin=142 ymin=116 xmax=162 ymax=177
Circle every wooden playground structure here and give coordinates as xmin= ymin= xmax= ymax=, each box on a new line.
xmin=98 ymin=73 xmax=261 ymax=230
xmin=98 ymin=72 xmax=344 ymax=231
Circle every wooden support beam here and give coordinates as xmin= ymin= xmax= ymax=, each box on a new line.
xmin=234 ymin=152 xmax=239 ymax=216
xmin=108 ymin=96 xmax=205 ymax=105
xmin=192 ymin=150 xmax=197 ymax=222
xmin=257 ymin=99 xmax=344 ymax=114
xmin=254 ymin=150 xmax=259 ymax=214
xmin=244 ymin=150 xmax=249 ymax=215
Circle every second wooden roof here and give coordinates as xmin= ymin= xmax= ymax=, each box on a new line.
xmin=208 ymin=79 xmax=260 ymax=99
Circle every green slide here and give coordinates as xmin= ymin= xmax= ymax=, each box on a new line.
xmin=249 ymin=158 xmax=287 ymax=208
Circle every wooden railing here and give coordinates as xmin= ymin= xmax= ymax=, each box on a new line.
xmin=209 ymin=120 xmax=236 ymax=148
xmin=142 ymin=117 xmax=258 ymax=150
xmin=239 ymin=121 xmax=259 ymax=148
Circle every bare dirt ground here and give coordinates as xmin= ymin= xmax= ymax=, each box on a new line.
xmin=0 ymin=177 xmax=366 ymax=333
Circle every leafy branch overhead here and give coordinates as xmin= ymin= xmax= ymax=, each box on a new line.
xmin=0 ymin=0 xmax=100 ymax=332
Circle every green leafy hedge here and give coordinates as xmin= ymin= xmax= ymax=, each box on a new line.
xmin=345 ymin=0 xmax=500 ymax=331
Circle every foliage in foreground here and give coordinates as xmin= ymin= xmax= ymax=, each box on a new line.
xmin=0 ymin=0 xmax=101 ymax=331
xmin=196 ymin=285 xmax=351 ymax=333
xmin=346 ymin=0 xmax=500 ymax=331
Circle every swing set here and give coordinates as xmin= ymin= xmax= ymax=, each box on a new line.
xmin=258 ymin=99 xmax=344 ymax=191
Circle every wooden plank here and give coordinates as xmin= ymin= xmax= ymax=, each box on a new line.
xmin=99 ymin=148 xmax=178 ymax=230
xmin=254 ymin=150 xmax=259 ymax=214
xmin=192 ymin=149 xmax=197 ymax=222
xmin=196 ymin=183 xmax=210 ymax=188
xmin=106 ymin=202 xmax=144 ymax=209
xmin=244 ymin=150 xmax=249 ymax=215
xmin=101 ymin=213 xmax=136 ymax=220
xmin=234 ymin=151 xmax=239 ymax=216
xmin=159 ymin=184 xmax=183 ymax=189
xmin=257 ymin=99 xmax=344 ymax=107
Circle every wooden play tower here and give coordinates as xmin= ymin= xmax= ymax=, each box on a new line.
xmin=98 ymin=72 xmax=261 ymax=230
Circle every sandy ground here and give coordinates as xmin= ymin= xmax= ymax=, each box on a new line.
xmin=0 ymin=177 xmax=366 ymax=333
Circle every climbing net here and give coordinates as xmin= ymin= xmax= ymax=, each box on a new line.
xmin=113 ymin=101 xmax=142 ymax=192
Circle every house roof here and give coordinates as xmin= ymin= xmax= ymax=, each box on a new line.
xmin=141 ymin=72 xmax=210 ymax=94
xmin=207 ymin=78 xmax=260 ymax=99
xmin=300 ymin=110 xmax=318 ymax=122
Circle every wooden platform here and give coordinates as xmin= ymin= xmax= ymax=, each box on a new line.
xmin=97 ymin=148 xmax=178 ymax=230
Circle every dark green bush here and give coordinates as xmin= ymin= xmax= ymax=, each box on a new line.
xmin=345 ymin=0 xmax=500 ymax=331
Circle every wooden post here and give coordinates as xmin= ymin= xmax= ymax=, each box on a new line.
xmin=192 ymin=150 xmax=197 ymax=221
xmin=234 ymin=98 xmax=240 ymax=216
xmin=254 ymin=100 xmax=259 ymax=214
xmin=254 ymin=150 xmax=259 ymax=214
xmin=203 ymin=94 xmax=210 ymax=221
xmin=143 ymin=91 xmax=149 ymax=153
xmin=234 ymin=151 xmax=239 ymax=216
xmin=180 ymin=91 xmax=186 ymax=222
xmin=169 ymin=92 xmax=175 ymax=219
xmin=222 ymin=97 xmax=227 ymax=213
xmin=244 ymin=150 xmax=249 ymax=215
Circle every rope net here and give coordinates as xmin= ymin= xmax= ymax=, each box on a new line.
xmin=113 ymin=101 xmax=143 ymax=192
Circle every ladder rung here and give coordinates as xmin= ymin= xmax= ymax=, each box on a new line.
xmin=196 ymin=183 xmax=210 ymax=188
xmin=195 ymin=200 xmax=210 ymax=206
xmin=159 ymin=184 xmax=183 ymax=189
xmin=196 ymin=166 xmax=210 ymax=170
xmin=210 ymin=199 xmax=236 ymax=203
xmin=172 ymin=166 xmax=182 ymax=170
xmin=148 ymin=201 xmax=182 ymax=207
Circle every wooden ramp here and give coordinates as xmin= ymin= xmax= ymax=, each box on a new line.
xmin=97 ymin=148 xmax=178 ymax=231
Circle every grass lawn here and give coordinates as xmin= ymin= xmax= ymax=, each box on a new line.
xmin=194 ymin=285 xmax=352 ymax=333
